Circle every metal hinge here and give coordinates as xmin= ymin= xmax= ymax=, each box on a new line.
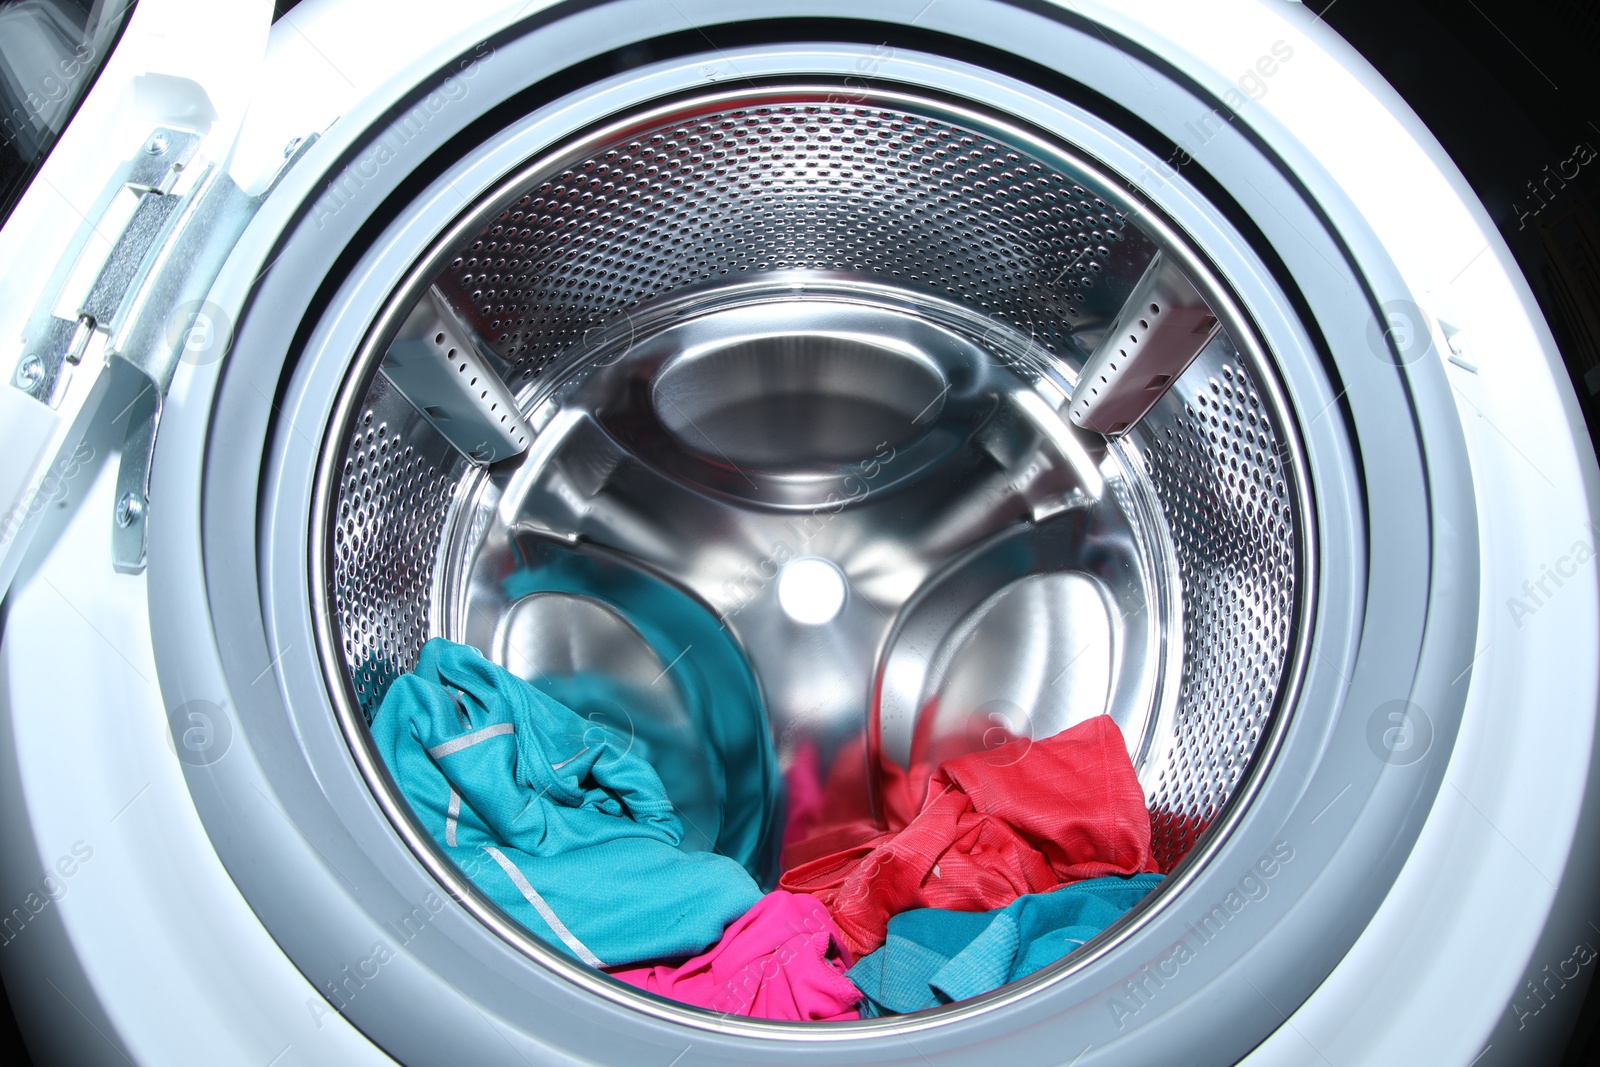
xmin=12 ymin=128 xmax=204 ymax=408
xmin=9 ymin=127 xmax=317 ymax=573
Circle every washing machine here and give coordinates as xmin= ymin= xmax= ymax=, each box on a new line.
xmin=1 ymin=0 xmax=1597 ymax=1063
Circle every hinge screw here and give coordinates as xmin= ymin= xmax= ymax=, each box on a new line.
xmin=146 ymin=133 xmax=169 ymax=156
xmin=14 ymin=354 xmax=43 ymax=389
xmin=115 ymin=492 xmax=144 ymax=528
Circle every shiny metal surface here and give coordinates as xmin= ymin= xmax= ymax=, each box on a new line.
xmin=379 ymin=285 xmax=532 ymax=465
xmin=1069 ymin=251 xmax=1222 ymax=436
xmin=12 ymin=126 xmax=200 ymax=408
xmin=1134 ymin=332 xmax=1301 ymax=868
xmin=318 ymin=84 xmax=1308 ymax=953
xmin=582 ymin=298 xmax=986 ymax=510
xmin=433 ymin=92 xmax=1160 ymax=385
xmin=874 ymin=496 xmax=1173 ymax=778
xmin=909 ymin=572 xmax=1116 ymax=764
xmin=332 ymin=369 xmax=462 ymax=716
xmin=651 ymin=324 xmax=946 ymax=472
xmin=435 ymin=283 xmax=1171 ymax=836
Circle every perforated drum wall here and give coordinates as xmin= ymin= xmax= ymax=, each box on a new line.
xmin=434 ymin=97 xmax=1160 ymax=381
xmin=1137 ymin=342 xmax=1300 ymax=869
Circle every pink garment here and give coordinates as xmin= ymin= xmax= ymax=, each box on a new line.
xmin=609 ymin=891 xmax=863 ymax=1021
xmin=781 ymin=740 xmax=827 ymax=851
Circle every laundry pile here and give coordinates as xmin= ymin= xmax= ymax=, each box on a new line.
xmin=779 ymin=714 xmax=1161 ymax=957
xmin=372 ymin=636 xmax=1163 ymax=1022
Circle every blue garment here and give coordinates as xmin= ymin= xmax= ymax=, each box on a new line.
xmin=847 ymin=874 xmax=1164 ymax=1016
xmin=502 ymin=539 xmax=779 ymax=884
xmin=370 ymin=637 xmax=762 ymax=966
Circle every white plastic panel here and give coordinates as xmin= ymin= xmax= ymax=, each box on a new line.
xmin=0 ymin=0 xmax=274 ymax=600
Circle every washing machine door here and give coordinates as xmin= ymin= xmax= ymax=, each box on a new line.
xmin=2 ymin=2 xmax=1596 ymax=1065
xmin=0 ymin=0 xmax=278 ymax=599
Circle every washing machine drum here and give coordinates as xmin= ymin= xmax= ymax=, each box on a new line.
xmin=329 ymin=87 xmax=1296 ymax=874
xmin=169 ymin=5 xmax=1477 ymax=1064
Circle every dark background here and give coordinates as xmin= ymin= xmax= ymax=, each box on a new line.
xmin=0 ymin=0 xmax=1596 ymax=1062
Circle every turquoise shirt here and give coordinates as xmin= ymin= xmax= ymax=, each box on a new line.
xmin=370 ymin=637 xmax=762 ymax=966
xmin=848 ymin=873 xmax=1165 ymax=1016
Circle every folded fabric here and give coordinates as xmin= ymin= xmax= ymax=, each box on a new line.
xmin=370 ymin=637 xmax=762 ymax=966
xmin=504 ymin=541 xmax=779 ymax=883
xmin=847 ymin=873 xmax=1164 ymax=1016
xmin=779 ymin=715 xmax=1159 ymax=956
xmin=610 ymin=890 xmax=863 ymax=1021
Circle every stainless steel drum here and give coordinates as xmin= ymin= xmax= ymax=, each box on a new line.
xmin=315 ymin=85 xmax=1308 ymax=986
